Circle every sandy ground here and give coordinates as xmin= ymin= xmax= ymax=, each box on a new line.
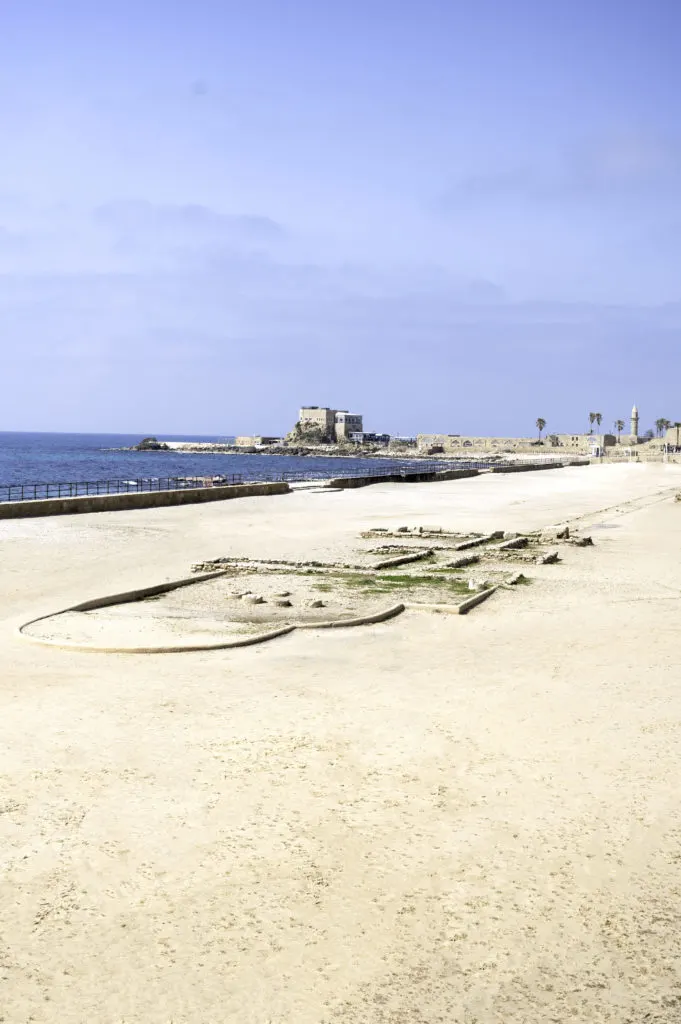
xmin=2 ymin=463 xmax=681 ymax=1023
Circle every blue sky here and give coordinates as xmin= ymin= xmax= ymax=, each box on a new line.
xmin=1 ymin=0 xmax=679 ymax=436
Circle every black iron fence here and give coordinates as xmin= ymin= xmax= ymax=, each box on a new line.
xmin=0 ymin=475 xmax=244 ymax=503
xmin=0 ymin=457 xmax=583 ymax=504
xmin=269 ymin=457 xmax=581 ymax=483
xmin=278 ymin=460 xmax=462 ymax=481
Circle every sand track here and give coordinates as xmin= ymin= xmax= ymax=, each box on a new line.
xmin=2 ymin=463 xmax=681 ymax=1023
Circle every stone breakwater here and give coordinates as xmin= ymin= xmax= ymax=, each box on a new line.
xmin=127 ymin=440 xmax=505 ymax=461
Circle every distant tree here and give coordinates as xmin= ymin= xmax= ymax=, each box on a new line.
xmin=614 ymin=419 xmax=625 ymax=442
xmin=588 ymin=412 xmax=597 ymax=433
xmin=536 ymin=417 xmax=546 ymax=440
xmin=595 ymin=412 xmax=603 ymax=430
xmin=655 ymin=418 xmax=666 ymax=437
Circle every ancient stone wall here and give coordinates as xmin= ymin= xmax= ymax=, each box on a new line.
xmin=417 ymin=433 xmax=613 ymax=454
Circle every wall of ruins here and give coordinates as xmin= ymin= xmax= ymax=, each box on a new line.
xmin=417 ymin=433 xmax=616 ymax=454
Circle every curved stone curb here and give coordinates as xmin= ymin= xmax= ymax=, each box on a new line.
xmin=17 ymin=568 xmax=232 ymax=639
xmin=71 ymin=569 xmax=232 ymax=612
xmin=405 ymin=602 xmax=463 ymax=615
xmin=297 ymin=603 xmax=405 ymax=629
xmin=406 ymin=586 xmax=498 ymax=615
xmin=18 ymin=624 xmax=299 ymax=655
xmin=17 ymin=570 xmax=406 ymax=654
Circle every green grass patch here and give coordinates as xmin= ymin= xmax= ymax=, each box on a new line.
xmin=367 ymin=547 xmax=413 ymax=555
xmin=339 ymin=571 xmax=470 ymax=595
xmin=228 ymin=564 xmax=472 ymax=597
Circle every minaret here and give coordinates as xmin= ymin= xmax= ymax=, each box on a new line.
xmin=630 ymin=403 xmax=639 ymax=441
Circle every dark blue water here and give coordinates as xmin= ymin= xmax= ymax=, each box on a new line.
xmin=0 ymin=432 xmax=424 ymax=487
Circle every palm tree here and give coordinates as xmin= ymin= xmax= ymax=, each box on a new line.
xmin=536 ymin=417 xmax=546 ymax=440
xmin=588 ymin=412 xmax=597 ymax=433
xmin=595 ymin=412 xmax=603 ymax=430
xmin=614 ymin=419 xmax=625 ymax=442
xmin=655 ymin=418 xmax=666 ymax=437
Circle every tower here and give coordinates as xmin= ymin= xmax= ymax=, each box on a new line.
xmin=630 ymin=403 xmax=639 ymax=440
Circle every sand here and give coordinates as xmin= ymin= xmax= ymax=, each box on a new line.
xmin=2 ymin=463 xmax=681 ymax=1023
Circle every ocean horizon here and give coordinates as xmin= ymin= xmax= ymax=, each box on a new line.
xmin=0 ymin=431 xmax=415 ymax=487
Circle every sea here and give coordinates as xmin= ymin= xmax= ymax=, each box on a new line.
xmin=0 ymin=432 xmax=417 ymax=487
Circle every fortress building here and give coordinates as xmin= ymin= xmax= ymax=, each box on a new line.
xmin=298 ymin=406 xmax=363 ymax=442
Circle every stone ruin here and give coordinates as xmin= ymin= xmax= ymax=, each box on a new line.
xmin=20 ymin=523 xmax=594 ymax=653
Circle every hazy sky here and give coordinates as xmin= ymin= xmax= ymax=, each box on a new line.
xmin=1 ymin=0 xmax=679 ymax=435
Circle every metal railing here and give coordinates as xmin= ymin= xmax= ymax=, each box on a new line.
xmin=259 ymin=457 xmax=583 ymax=483
xmin=274 ymin=460 xmax=489 ymax=482
xmin=0 ymin=475 xmax=244 ymax=503
xmin=0 ymin=457 xmax=584 ymax=504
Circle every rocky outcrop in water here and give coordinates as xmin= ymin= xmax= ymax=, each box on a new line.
xmin=134 ymin=437 xmax=171 ymax=451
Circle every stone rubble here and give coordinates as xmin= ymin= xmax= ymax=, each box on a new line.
xmin=536 ymin=549 xmax=560 ymax=565
xmin=497 ymin=536 xmax=529 ymax=551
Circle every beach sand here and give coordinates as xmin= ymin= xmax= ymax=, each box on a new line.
xmin=2 ymin=463 xmax=681 ymax=1022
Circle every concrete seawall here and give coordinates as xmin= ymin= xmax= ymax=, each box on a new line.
xmin=328 ymin=472 xmax=433 ymax=489
xmin=329 ymin=468 xmax=481 ymax=489
xmin=494 ymin=461 xmax=567 ymax=474
xmin=328 ymin=463 xmax=587 ymax=489
xmin=0 ymin=481 xmax=290 ymax=520
xmin=0 ymin=461 xmax=590 ymax=519
xmin=433 ymin=468 xmax=484 ymax=482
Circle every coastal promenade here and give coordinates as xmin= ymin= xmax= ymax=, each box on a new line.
xmin=0 ymin=457 xmax=585 ymax=519
xmin=2 ymin=464 xmax=681 ymax=1022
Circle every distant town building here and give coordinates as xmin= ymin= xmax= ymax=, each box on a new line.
xmin=417 ymin=433 xmax=616 ymax=454
xmin=630 ymin=403 xmax=639 ymax=443
xmin=348 ymin=432 xmax=390 ymax=445
xmin=334 ymin=411 xmax=363 ymax=440
xmin=234 ymin=436 xmax=281 ymax=447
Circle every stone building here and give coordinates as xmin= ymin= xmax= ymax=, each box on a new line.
xmin=334 ymin=411 xmax=363 ymax=440
xmin=297 ymin=406 xmax=363 ymax=442
xmin=348 ymin=432 xmax=390 ymax=445
xmin=234 ymin=436 xmax=281 ymax=447
xmin=630 ymin=404 xmax=639 ymax=444
xmin=417 ymin=433 xmax=616 ymax=455
xmin=298 ymin=407 xmax=338 ymax=438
